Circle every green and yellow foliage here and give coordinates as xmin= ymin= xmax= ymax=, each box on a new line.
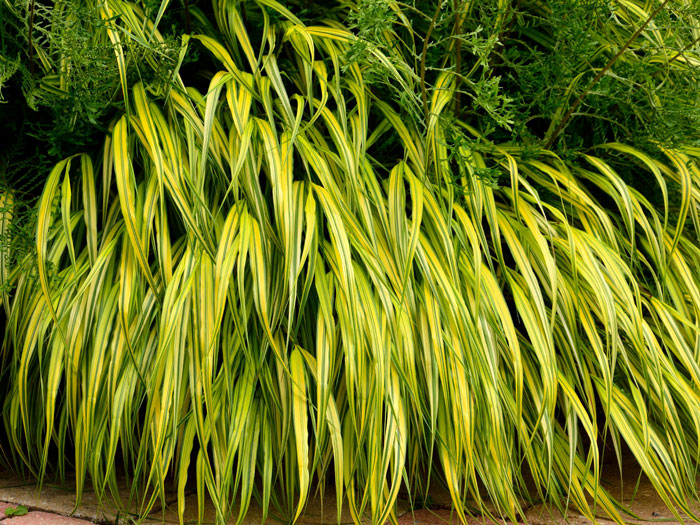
xmin=1 ymin=0 xmax=700 ymax=523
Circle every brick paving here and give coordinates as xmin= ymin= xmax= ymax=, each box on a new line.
xmin=0 ymin=504 xmax=15 ymax=519
xmin=0 ymin=461 xmax=695 ymax=524
xmin=0 ymin=510 xmax=92 ymax=524
xmin=397 ymin=508 xmax=455 ymax=524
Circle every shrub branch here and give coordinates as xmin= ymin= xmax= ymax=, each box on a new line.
xmin=544 ymin=0 xmax=671 ymax=149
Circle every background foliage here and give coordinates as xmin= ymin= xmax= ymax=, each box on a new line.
xmin=1 ymin=0 xmax=700 ymax=524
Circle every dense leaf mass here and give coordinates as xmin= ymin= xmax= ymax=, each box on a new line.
xmin=1 ymin=0 xmax=700 ymax=524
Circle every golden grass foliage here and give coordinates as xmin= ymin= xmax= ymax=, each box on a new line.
xmin=2 ymin=0 xmax=700 ymax=523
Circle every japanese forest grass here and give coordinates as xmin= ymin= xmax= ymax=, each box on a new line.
xmin=2 ymin=0 xmax=700 ymax=524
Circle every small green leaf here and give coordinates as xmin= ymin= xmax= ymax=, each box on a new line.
xmin=5 ymin=505 xmax=29 ymax=517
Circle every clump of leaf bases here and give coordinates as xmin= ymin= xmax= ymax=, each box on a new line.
xmin=1 ymin=0 xmax=700 ymax=524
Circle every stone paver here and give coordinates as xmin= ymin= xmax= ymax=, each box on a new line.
xmin=0 ymin=470 xmax=118 ymax=524
xmin=2 ymin=511 xmax=92 ymax=524
xmin=0 ymin=460 xmax=698 ymax=524
xmin=397 ymin=508 xmax=456 ymax=524
xmin=0 ymin=502 xmax=17 ymax=519
xmin=0 ymin=484 xmax=113 ymax=524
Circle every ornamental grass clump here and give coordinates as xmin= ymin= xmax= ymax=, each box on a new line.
xmin=1 ymin=0 xmax=700 ymax=524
